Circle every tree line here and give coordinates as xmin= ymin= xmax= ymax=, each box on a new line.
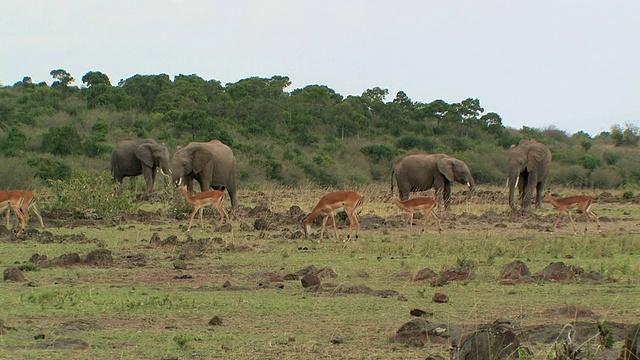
xmin=1 ymin=69 xmax=639 ymax=191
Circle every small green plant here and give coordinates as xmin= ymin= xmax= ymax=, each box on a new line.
xmin=597 ymin=319 xmax=615 ymax=349
xmin=17 ymin=263 xmax=37 ymax=272
xmin=623 ymin=190 xmax=635 ymax=199
xmin=173 ymin=334 xmax=193 ymax=349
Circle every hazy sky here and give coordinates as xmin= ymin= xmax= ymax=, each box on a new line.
xmin=2 ymin=0 xmax=638 ymax=136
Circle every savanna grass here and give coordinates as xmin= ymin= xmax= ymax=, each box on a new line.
xmin=0 ymin=184 xmax=638 ymax=359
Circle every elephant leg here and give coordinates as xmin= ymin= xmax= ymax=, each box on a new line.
xmin=142 ymin=166 xmax=154 ymax=193
xmin=443 ymin=182 xmax=452 ymax=210
xmin=534 ymin=182 xmax=545 ymax=209
xmin=227 ymin=188 xmax=238 ymax=208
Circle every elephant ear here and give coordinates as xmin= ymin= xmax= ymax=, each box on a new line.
xmin=526 ymin=145 xmax=545 ymax=172
xmin=191 ymin=145 xmax=214 ymax=173
xmin=135 ymin=144 xmax=154 ymax=168
xmin=437 ymin=157 xmax=455 ymax=182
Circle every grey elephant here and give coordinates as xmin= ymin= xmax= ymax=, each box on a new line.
xmin=391 ymin=153 xmax=475 ymax=209
xmin=508 ymin=139 xmax=552 ymax=212
xmin=111 ymin=138 xmax=171 ymax=193
xmin=171 ymin=140 xmax=238 ymax=207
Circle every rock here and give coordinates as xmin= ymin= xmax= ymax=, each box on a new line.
xmin=395 ymin=318 xmax=448 ymax=346
xmin=288 ymin=205 xmax=306 ymax=222
xmin=150 ymin=232 xmax=161 ymax=245
xmin=51 ymin=253 xmax=81 ymax=266
xmin=500 ymin=260 xmax=531 ymax=280
xmin=208 ymin=316 xmax=223 ymax=326
xmin=83 ymin=249 xmax=113 ymax=266
xmin=534 ymin=262 xmax=577 ymax=282
xmin=452 ymin=320 xmax=528 ymax=360
xmin=410 ymin=309 xmax=433 ymax=317
xmin=222 ymin=280 xmax=232 ymax=288
xmin=253 ymin=218 xmax=274 ymax=231
xmin=432 ymin=292 xmax=449 ymax=303
xmin=317 ymin=267 xmax=338 ymax=278
xmin=413 ymin=267 xmax=438 ymax=281
xmin=301 ymin=273 xmax=321 ymax=290
xmin=29 ymin=253 xmax=49 ymax=266
xmin=431 ymin=267 xmax=471 ymax=286
xmin=3 ymin=267 xmax=26 ymax=282
xmin=296 ymin=265 xmax=318 ymax=276
xmin=173 ymin=260 xmax=187 ymax=270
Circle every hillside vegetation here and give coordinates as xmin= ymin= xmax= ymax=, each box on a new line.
xmin=1 ymin=70 xmax=639 ymax=192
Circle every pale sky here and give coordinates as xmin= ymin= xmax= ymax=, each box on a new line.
xmin=2 ymin=0 xmax=639 ymax=136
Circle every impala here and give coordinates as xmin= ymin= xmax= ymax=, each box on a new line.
xmin=303 ymin=191 xmax=363 ymax=242
xmin=178 ymin=186 xmax=229 ymax=231
xmin=4 ymin=190 xmax=45 ymax=229
xmin=544 ymin=192 xmax=600 ymax=234
xmin=0 ymin=190 xmax=26 ymax=232
xmin=393 ymin=196 xmax=441 ymax=233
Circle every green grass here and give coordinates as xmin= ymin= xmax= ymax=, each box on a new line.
xmin=1 ymin=185 xmax=639 ymax=359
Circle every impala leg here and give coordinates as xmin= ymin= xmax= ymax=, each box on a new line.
xmin=344 ymin=209 xmax=358 ymax=242
xmin=329 ymin=211 xmax=339 ymax=241
xmin=319 ymin=215 xmax=329 ymax=242
xmin=567 ymin=211 xmax=578 ymax=234
xmin=199 ymin=207 xmax=205 ymax=230
xmin=216 ymin=205 xmax=229 ymax=225
xmin=432 ymin=211 xmax=442 ymax=234
xmin=4 ymin=208 xmax=9 ymax=229
xmin=187 ymin=207 xmax=199 ymax=232
xmin=31 ymin=204 xmax=45 ymax=228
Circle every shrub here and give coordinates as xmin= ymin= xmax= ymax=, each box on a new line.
xmin=0 ymin=156 xmax=39 ymax=189
xmin=590 ymin=166 xmax=623 ymax=189
xmin=395 ymin=136 xmax=435 ymax=152
xmin=602 ymin=148 xmax=621 ymax=165
xmin=551 ymin=165 xmax=588 ymax=187
xmin=46 ymin=170 xmax=139 ymax=218
xmin=27 ymin=155 xmax=72 ymax=182
xmin=577 ymin=154 xmax=603 ymax=171
xmin=40 ymin=125 xmax=82 ymax=156
xmin=360 ymin=144 xmax=398 ymax=164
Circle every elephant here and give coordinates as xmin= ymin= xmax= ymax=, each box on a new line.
xmin=171 ymin=140 xmax=238 ymax=207
xmin=111 ymin=138 xmax=171 ymax=193
xmin=507 ymin=139 xmax=552 ymax=212
xmin=391 ymin=153 xmax=475 ymax=210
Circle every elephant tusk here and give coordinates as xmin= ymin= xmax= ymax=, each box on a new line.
xmin=514 ymin=176 xmax=519 ymax=189
xmin=160 ymin=168 xmax=170 ymax=177
xmin=177 ymin=177 xmax=183 ymax=186
xmin=466 ymin=182 xmax=471 ymax=187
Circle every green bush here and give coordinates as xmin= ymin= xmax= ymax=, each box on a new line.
xmin=577 ymin=154 xmax=603 ymax=171
xmin=552 ymin=165 xmax=588 ymax=187
xmin=46 ymin=170 xmax=139 ymax=218
xmin=360 ymin=144 xmax=398 ymax=164
xmin=395 ymin=136 xmax=435 ymax=152
xmin=41 ymin=125 xmax=82 ymax=156
xmin=0 ymin=156 xmax=39 ymax=189
xmin=590 ymin=166 xmax=623 ymax=189
xmin=27 ymin=155 xmax=72 ymax=182
xmin=602 ymin=148 xmax=621 ymax=165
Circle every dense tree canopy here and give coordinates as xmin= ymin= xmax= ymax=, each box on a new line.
xmin=0 ymin=69 xmax=638 ymax=189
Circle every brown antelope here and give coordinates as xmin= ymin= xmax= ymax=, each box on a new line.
xmin=544 ymin=192 xmax=600 ymax=234
xmin=178 ymin=186 xmax=228 ymax=231
xmin=393 ymin=196 xmax=441 ymax=233
xmin=0 ymin=190 xmax=26 ymax=232
xmin=303 ymin=191 xmax=363 ymax=242
xmin=4 ymin=190 xmax=44 ymax=229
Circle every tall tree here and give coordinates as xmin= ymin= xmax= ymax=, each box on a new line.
xmin=82 ymin=71 xmax=111 ymax=87
xmin=50 ymin=69 xmax=75 ymax=88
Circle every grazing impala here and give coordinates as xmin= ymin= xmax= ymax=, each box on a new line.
xmin=4 ymin=190 xmax=45 ymax=229
xmin=0 ymin=190 xmax=26 ymax=232
xmin=393 ymin=196 xmax=441 ymax=233
xmin=303 ymin=191 xmax=363 ymax=242
xmin=178 ymin=186 xmax=228 ymax=232
xmin=544 ymin=192 xmax=600 ymax=234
